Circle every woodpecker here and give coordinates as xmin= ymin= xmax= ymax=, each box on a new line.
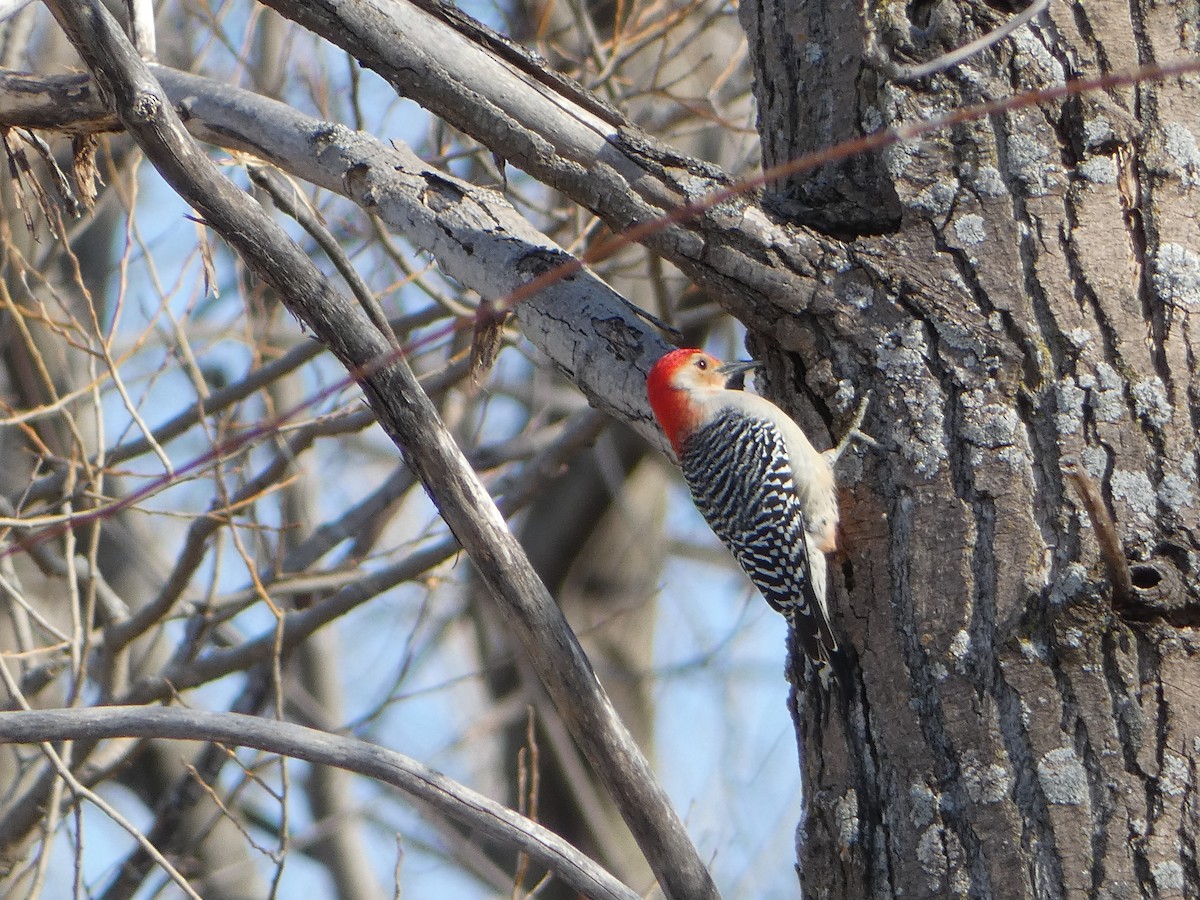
xmin=647 ymin=347 xmax=843 ymax=684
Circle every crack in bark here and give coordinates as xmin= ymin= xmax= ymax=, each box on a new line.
xmin=888 ymin=493 xmax=992 ymax=898
xmin=996 ymin=658 xmax=1068 ymax=900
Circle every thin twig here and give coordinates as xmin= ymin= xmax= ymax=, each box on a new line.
xmin=868 ymin=0 xmax=1050 ymax=83
xmin=0 ymin=661 xmax=201 ymax=900
xmin=248 ymin=165 xmax=399 ymax=347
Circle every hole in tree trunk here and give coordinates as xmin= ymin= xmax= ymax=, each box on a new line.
xmin=1130 ymin=565 xmax=1163 ymax=590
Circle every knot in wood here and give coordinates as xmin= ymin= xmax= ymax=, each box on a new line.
xmin=130 ymin=90 xmax=162 ymax=123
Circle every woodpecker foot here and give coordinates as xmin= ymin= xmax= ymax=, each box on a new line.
xmin=828 ymin=393 xmax=876 ymax=464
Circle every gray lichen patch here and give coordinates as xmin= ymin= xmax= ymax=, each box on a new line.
xmin=1005 ymin=132 xmax=1057 ymax=196
xmin=882 ymin=140 xmax=918 ymax=180
xmin=1083 ymin=117 xmax=1116 ymax=150
xmin=1109 ymin=468 xmax=1157 ymax=536
xmin=1063 ymin=327 xmax=1092 ymax=351
xmin=969 ymin=165 xmax=1007 ymax=198
xmin=960 ymin=753 xmax=1013 ymax=804
xmin=1158 ymin=473 xmax=1195 ymax=514
xmin=835 ymin=789 xmax=859 ymax=852
xmin=909 ymin=781 xmax=937 ymax=827
xmin=960 ymin=390 xmax=1019 ymax=448
xmin=1152 ymin=243 xmax=1200 ymax=307
xmin=1152 ymin=860 xmax=1184 ymax=892
xmin=916 ymin=825 xmax=970 ymax=897
xmin=953 ymin=214 xmax=986 ymax=246
xmin=1078 ymin=156 xmax=1118 ymax=185
xmin=1053 ymin=378 xmax=1086 ymax=435
xmin=1158 ymin=751 xmax=1191 ymax=797
xmin=1009 ymin=29 xmax=1065 ymax=86
xmin=1162 ymin=122 xmax=1200 ymax=187
xmin=916 ymin=826 xmax=948 ymax=891
xmin=1086 ymin=362 xmax=1124 ymax=424
xmin=874 ymin=321 xmax=948 ymax=477
xmin=840 ymin=279 xmax=875 ymax=311
xmin=1037 ymin=747 xmax=1089 ymax=806
xmin=959 ymin=388 xmax=1026 ymax=471
xmin=1129 ymin=376 xmax=1171 ymax=428
xmin=909 ymin=180 xmax=959 ymax=215
xmin=1079 ymin=446 xmax=1108 ymax=480
xmin=948 ymin=629 xmax=971 ymax=671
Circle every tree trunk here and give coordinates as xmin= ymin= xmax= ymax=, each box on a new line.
xmin=737 ymin=0 xmax=1200 ymax=896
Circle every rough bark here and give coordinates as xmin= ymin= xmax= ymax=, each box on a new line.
xmin=736 ymin=0 xmax=1200 ymax=896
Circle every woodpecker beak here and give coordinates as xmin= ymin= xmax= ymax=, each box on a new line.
xmin=718 ymin=359 xmax=760 ymax=391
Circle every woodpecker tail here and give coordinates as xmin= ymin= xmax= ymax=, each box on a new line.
xmin=795 ymin=626 xmax=846 ymax=692
xmin=785 ymin=544 xmax=840 ymax=681
xmin=810 ymin=642 xmax=854 ymax=694
xmin=792 ymin=633 xmax=854 ymax=726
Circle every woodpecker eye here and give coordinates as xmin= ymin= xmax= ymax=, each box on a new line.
xmin=695 ymin=358 xmax=708 ymax=370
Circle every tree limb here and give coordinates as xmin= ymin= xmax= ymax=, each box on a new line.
xmin=0 ymin=66 xmax=674 ymax=450
xmin=0 ymin=706 xmax=640 ymax=900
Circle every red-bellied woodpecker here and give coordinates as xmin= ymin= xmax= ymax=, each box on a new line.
xmin=647 ymin=347 xmax=846 ymax=685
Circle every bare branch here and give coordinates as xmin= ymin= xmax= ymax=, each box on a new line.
xmin=18 ymin=306 xmax=440 ymax=510
xmin=0 ymin=706 xmax=641 ymax=900
xmin=123 ymin=0 xmax=156 ymax=60
xmin=255 ymin=0 xmax=826 ymax=312
xmin=0 ymin=67 xmax=674 ymax=452
xmin=248 ymin=164 xmax=399 ymax=348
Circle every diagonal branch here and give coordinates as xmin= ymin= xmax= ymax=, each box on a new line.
xmin=39 ymin=2 xmax=719 ymax=898
xmin=231 ymin=0 xmax=835 ymax=318
xmin=0 ymin=67 xmax=674 ymax=453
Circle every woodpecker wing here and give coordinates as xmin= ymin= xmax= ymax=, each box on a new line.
xmin=678 ymin=408 xmax=839 ymax=671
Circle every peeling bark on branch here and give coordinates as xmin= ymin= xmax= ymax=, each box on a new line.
xmin=251 ymin=0 xmax=842 ymax=328
xmin=0 ymin=67 xmax=675 ymax=451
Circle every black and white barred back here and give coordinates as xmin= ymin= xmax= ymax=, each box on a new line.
xmin=679 ymin=408 xmax=839 ymax=676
